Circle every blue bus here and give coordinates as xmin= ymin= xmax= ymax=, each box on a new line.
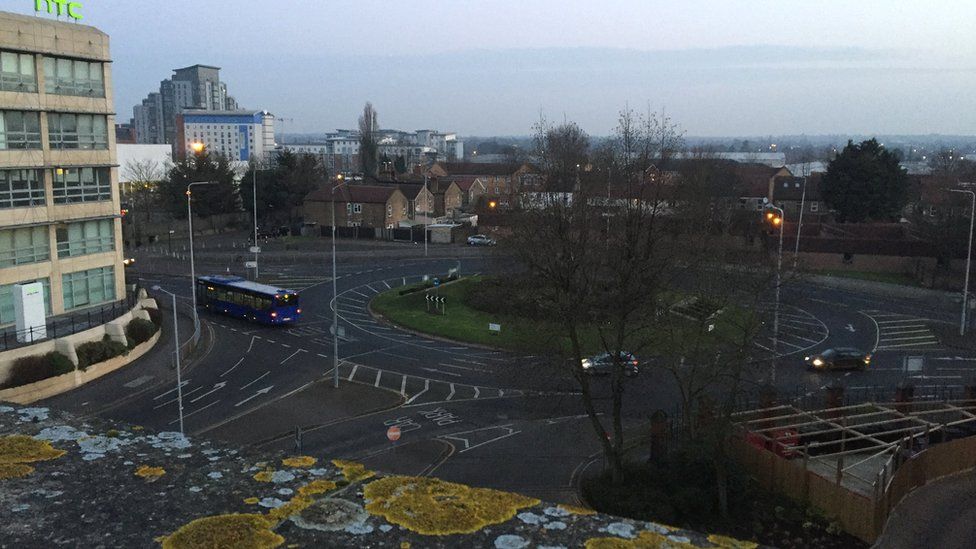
xmin=195 ymin=276 xmax=301 ymax=325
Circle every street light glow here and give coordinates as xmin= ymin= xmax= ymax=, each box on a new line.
xmin=190 ymin=142 xmax=205 ymax=153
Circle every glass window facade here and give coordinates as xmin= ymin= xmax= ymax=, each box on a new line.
xmin=0 ymin=169 xmax=44 ymax=209
xmin=0 ymin=278 xmax=51 ymax=324
xmin=56 ymin=219 xmax=114 ymax=258
xmin=0 ymin=51 xmax=36 ymax=93
xmin=48 ymin=113 xmax=109 ymax=150
xmin=0 ymin=110 xmax=41 ymax=150
xmin=52 ymin=167 xmax=112 ymax=204
xmin=0 ymin=226 xmax=50 ymax=268
xmin=62 ymin=266 xmax=116 ymax=310
xmin=43 ymin=56 xmax=104 ymax=97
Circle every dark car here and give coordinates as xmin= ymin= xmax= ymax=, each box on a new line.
xmin=804 ymin=348 xmax=872 ymax=371
xmin=581 ymin=352 xmax=640 ymax=377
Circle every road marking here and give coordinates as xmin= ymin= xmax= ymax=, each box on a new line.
xmin=235 ymin=386 xmax=274 ymax=407
xmin=383 ymin=281 xmax=391 ymax=290
xmin=281 ymin=343 xmax=291 ymax=348
xmin=473 ymin=387 xmax=480 ymax=398
xmin=404 ymin=379 xmax=430 ymax=405
xmin=374 ymin=369 xmax=383 ymax=388
xmin=441 ymin=424 xmax=522 ymax=454
xmin=317 ymin=353 xmax=329 ymax=359
xmin=153 ymin=386 xmax=203 ymax=409
xmin=884 ymin=329 xmax=931 ymax=335
xmin=279 ymin=349 xmax=305 ymax=365
xmin=365 ymin=284 xmax=378 ymax=294
xmin=447 ymin=383 xmax=456 ymax=401
xmin=877 ymin=342 xmax=940 ymax=349
xmin=348 ymin=364 xmax=360 ymax=381
xmin=351 ymin=290 xmax=371 ymax=299
xmin=190 ymin=382 xmax=227 ymax=403
xmin=152 ymin=380 xmax=190 ymax=401
xmin=879 ymin=335 xmax=939 ymax=342
xmin=265 ymin=339 xmax=277 ymax=344
xmin=241 ymin=371 xmax=270 ymax=390
xmin=421 ymin=367 xmax=462 ymax=378
xmin=438 ymin=362 xmax=483 ymax=372
xmin=400 ymin=375 xmax=407 ymax=396
xmin=221 ymin=357 xmax=246 ymax=377
xmin=124 ymin=375 xmax=154 ymax=388
xmin=169 ymin=400 xmax=220 ymax=424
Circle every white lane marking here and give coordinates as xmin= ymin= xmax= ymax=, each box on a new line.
xmin=280 ymin=349 xmax=304 ymax=365
xmin=351 ymin=290 xmax=371 ymax=299
xmin=447 ymin=383 xmax=456 ymax=401
xmin=281 ymin=344 xmax=291 ymax=348
xmin=877 ymin=342 xmax=940 ymax=349
xmin=879 ymin=335 xmax=939 ymax=342
xmin=383 ymin=281 xmax=391 ymax=290
xmin=883 ymin=329 xmax=931 ymax=335
xmin=441 ymin=424 xmax=522 ymax=454
xmin=421 ymin=367 xmax=462 ymax=378
xmin=474 ymin=387 xmax=480 ymax=398
xmin=348 ymin=364 xmax=360 ymax=381
xmin=404 ymin=379 xmax=430 ymax=405
xmin=124 ymin=375 xmax=154 ymax=388
xmin=438 ymin=362 xmax=483 ymax=372
xmin=366 ymin=284 xmax=379 ymax=294
xmin=235 ymin=386 xmax=274 ymax=407
xmin=221 ymin=357 xmax=246 ymax=377
xmin=153 ymin=386 xmax=202 ymax=409
xmin=374 ymin=369 xmax=382 ymax=388
xmin=241 ymin=371 xmax=270 ymax=390
xmin=190 ymin=382 xmax=227 ymax=404
xmin=265 ymin=339 xmax=277 ymax=344
xmin=317 ymin=353 xmax=329 ymax=359
xmin=877 ymin=320 xmax=927 ymax=325
xmin=153 ymin=380 xmax=190 ymax=400
xmin=169 ymin=400 xmax=220 ymax=424
xmin=400 ymin=375 xmax=407 ymax=396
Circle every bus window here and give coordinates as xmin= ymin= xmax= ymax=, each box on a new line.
xmin=256 ymin=296 xmax=271 ymax=310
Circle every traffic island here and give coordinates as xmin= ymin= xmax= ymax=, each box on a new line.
xmin=0 ymin=403 xmax=760 ymax=548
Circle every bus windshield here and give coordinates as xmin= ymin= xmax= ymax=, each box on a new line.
xmin=275 ymin=293 xmax=299 ymax=307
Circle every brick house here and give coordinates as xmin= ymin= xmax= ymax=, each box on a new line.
xmin=732 ymin=163 xmax=794 ymax=212
xmin=303 ymin=185 xmax=409 ymax=229
xmin=770 ymin=173 xmax=826 ymax=221
xmin=423 ymin=162 xmax=538 ymax=209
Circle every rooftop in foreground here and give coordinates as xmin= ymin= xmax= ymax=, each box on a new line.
xmin=0 ymin=403 xmax=756 ymax=548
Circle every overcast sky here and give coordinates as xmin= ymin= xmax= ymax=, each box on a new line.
xmin=11 ymin=1 xmax=976 ymax=136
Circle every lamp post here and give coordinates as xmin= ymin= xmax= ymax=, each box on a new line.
xmin=950 ymin=188 xmax=975 ymax=336
xmin=330 ymin=175 xmax=346 ymax=389
xmin=152 ymin=285 xmax=184 ymax=435
xmin=793 ymin=177 xmax=807 ymax=270
xmin=186 ymin=180 xmax=217 ymax=325
xmin=423 ymin=175 xmax=429 ymax=258
xmin=253 ymin=167 xmax=259 ymax=279
xmin=765 ymin=204 xmax=786 ymax=383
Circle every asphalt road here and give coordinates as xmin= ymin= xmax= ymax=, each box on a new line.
xmin=42 ymin=235 xmax=976 ymax=505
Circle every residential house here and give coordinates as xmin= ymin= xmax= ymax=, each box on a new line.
xmin=770 ymin=173 xmax=826 ymax=220
xmin=303 ymin=185 xmax=409 ymax=229
xmin=423 ymin=162 xmax=538 ymax=209
xmin=732 ymin=163 xmax=793 ymax=212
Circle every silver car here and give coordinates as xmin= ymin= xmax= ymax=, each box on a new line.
xmin=581 ymin=352 xmax=640 ymax=376
xmin=467 ymin=234 xmax=496 ymax=246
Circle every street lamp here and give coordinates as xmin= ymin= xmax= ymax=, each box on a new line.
xmin=152 ymin=285 xmax=184 ymax=435
xmin=764 ymin=204 xmax=785 ymax=383
xmin=186 ymin=181 xmax=218 ymax=324
xmin=793 ymin=177 xmax=807 ymax=270
xmin=249 ymin=165 xmax=272 ymax=280
xmin=190 ymin=141 xmax=205 ymax=154
xmin=422 ymin=175 xmax=429 ymax=258
xmin=330 ymin=174 xmax=347 ymax=389
xmin=949 ymin=187 xmax=975 ymax=336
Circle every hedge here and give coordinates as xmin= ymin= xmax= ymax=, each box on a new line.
xmin=1 ymin=352 xmax=74 ymax=389
xmin=76 ymin=335 xmax=129 ymax=370
xmin=125 ymin=318 xmax=158 ymax=349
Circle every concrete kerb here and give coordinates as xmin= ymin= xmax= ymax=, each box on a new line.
xmin=804 ymin=272 xmax=957 ymax=301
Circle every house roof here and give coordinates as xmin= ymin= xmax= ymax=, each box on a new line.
xmin=305 ymin=184 xmax=397 ymax=204
xmin=450 ymin=176 xmax=480 ymax=191
xmin=732 ymin=163 xmax=792 ymax=197
xmin=438 ymin=162 xmax=520 ymax=176
xmin=773 ymin=174 xmax=822 ymax=201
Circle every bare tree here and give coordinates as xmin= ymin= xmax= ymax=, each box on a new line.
xmin=122 ymin=159 xmax=165 ymax=223
xmin=358 ymin=102 xmax=379 ymax=177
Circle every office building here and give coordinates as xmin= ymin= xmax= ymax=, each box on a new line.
xmin=0 ymin=11 xmax=125 ymax=323
xmin=176 ymin=110 xmax=275 ymax=163
xmin=133 ymin=64 xmax=239 ymax=146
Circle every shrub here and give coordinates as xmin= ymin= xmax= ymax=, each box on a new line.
xmin=145 ymin=307 xmax=162 ymax=327
xmin=126 ymin=318 xmax=158 ymax=349
xmin=76 ymin=335 xmax=129 ymax=370
xmin=1 ymin=352 xmax=74 ymax=389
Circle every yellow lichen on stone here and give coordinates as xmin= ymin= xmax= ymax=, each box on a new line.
xmin=160 ymin=513 xmax=283 ymax=549
xmin=586 ymin=530 xmax=697 ymax=549
xmin=297 ymin=479 xmax=337 ymax=497
xmin=400 ymin=543 xmax=410 ymax=549
xmin=0 ymin=462 xmax=35 ymax=479
xmin=266 ymin=496 xmax=314 ymax=522
xmin=135 ymin=465 xmax=166 ymax=479
xmin=282 ymin=456 xmax=317 ymax=468
xmin=363 ymin=476 xmax=540 ymax=536
xmin=132 ymin=426 xmax=144 ymax=431
xmin=559 ymin=503 xmax=597 ymax=516
xmin=707 ymin=534 xmax=759 ymax=549
xmin=253 ymin=470 xmax=274 ymax=483
xmin=332 ymin=459 xmax=375 ymax=483
xmin=244 ymin=497 xmax=260 ymax=505
xmin=0 ymin=435 xmax=66 ymax=480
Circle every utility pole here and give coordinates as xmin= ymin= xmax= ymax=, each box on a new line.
xmin=950 ymin=188 xmax=975 ymax=335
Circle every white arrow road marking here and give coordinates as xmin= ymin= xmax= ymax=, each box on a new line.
xmin=846 ymin=324 xmax=856 ymax=332
xmin=190 ymin=382 xmax=227 ymax=404
xmin=447 ymin=384 xmax=456 ymax=401
xmin=221 ymin=357 xmax=245 ymax=378
xmin=235 ymin=386 xmax=274 ymax=407
xmin=241 ymin=371 xmax=270 ymax=390
xmin=404 ymin=379 xmax=430 ymax=405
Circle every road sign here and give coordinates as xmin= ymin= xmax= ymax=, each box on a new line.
xmin=489 ymin=323 xmax=501 ymax=333
xmin=426 ymin=294 xmax=432 ymax=302
xmin=434 ymin=278 xmax=441 ymax=287
xmin=245 ymin=261 xmax=258 ymax=269
xmin=249 ymin=246 xmax=261 ymax=253
xmin=329 ymin=325 xmax=346 ymax=338
xmin=905 ymin=356 xmax=924 ymax=373
xmin=387 ymin=425 xmax=402 ymax=442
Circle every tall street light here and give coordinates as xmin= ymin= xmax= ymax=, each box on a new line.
xmin=792 ymin=176 xmax=807 ymax=270
xmin=152 ymin=285 xmax=184 ymax=435
xmin=765 ymin=204 xmax=786 ymax=383
xmin=422 ymin=175 xmax=429 ymax=257
xmin=330 ymin=175 xmax=347 ymax=389
xmin=250 ymin=165 xmax=272 ymax=280
xmin=950 ymin=187 xmax=975 ymax=336
xmin=186 ymin=180 xmax=217 ymax=324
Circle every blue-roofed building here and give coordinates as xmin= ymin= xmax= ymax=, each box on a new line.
xmin=176 ymin=110 xmax=276 ymax=163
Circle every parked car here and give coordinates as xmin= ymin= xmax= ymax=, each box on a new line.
xmin=804 ymin=348 xmax=871 ymax=371
xmin=467 ymin=234 xmax=496 ymax=246
xmin=581 ymin=351 xmax=640 ymax=376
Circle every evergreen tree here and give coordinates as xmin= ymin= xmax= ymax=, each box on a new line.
xmin=821 ymin=139 xmax=910 ymax=222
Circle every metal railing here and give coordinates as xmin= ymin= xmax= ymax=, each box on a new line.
xmin=0 ymin=289 xmax=138 ymax=353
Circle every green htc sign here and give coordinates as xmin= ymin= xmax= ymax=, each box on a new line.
xmin=35 ymin=0 xmax=84 ymax=21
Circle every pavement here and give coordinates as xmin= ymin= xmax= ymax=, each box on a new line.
xmin=874 ymin=469 xmax=976 ymax=549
